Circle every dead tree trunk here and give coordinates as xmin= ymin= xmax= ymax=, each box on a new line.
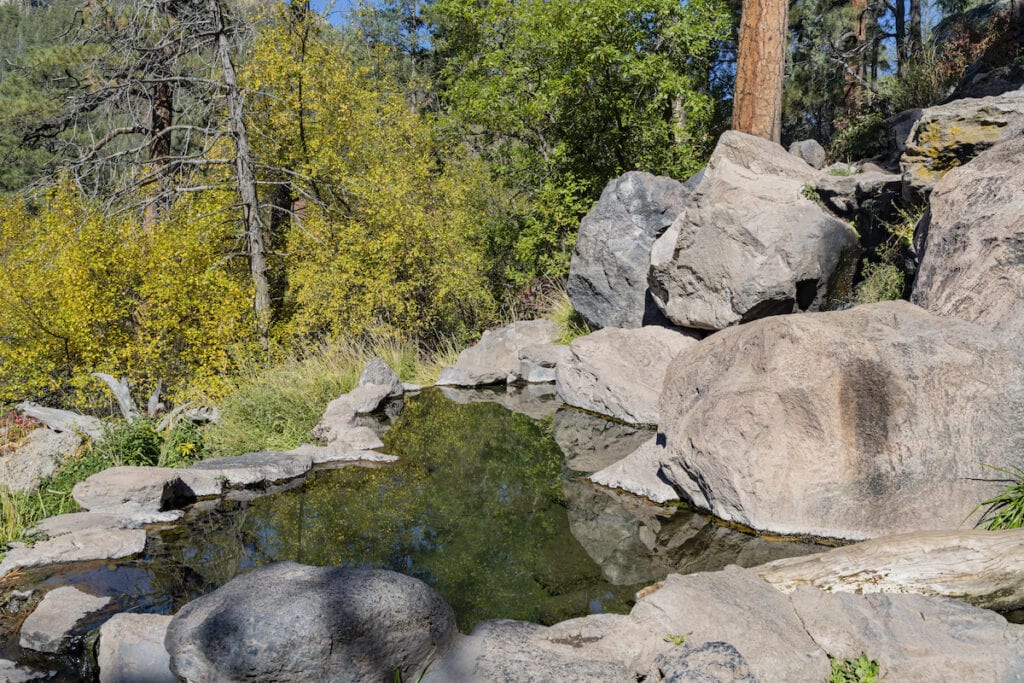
xmin=732 ymin=0 xmax=789 ymax=143
xmin=211 ymin=0 xmax=271 ymax=351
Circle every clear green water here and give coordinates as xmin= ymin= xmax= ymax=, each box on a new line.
xmin=5 ymin=387 xmax=825 ymax=678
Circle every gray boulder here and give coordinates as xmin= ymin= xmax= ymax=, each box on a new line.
xmin=0 ymin=428 xmax=79 ymax=492
xmin=556 ymin=326 xmax=698 ymax=425
xmin=912 ymin=136 xmax=1024 ymax=342
xmin=20 ymin=586 xmax=111 ymax=653
xmin=98 ymin=613 xmax=176 ymax=683
xmin=514 ymin=343 xmax=570 ymax=383
xmin=437 ymin=319 xmax=560 ymax=387
xmin=901 ymin=89 xmax=1024 ymax=198
xmin=788 ymin=139 xmax=827 ymax=169
xmin=649 ymin=131 xmax=859 ymax=330
xmin=657 ymin=300 xmax=1024 ymax=540
xmin=655 ymin=641 xmax=756 ymax=683
xmin=358 ymin=357 xmax=403 ymax=397
xmin=567 ymin=171 xmax=691 ymax=329
xmin=166 ymin=562 xmax=456 ymax=683
xmin=72 ymin=466 xmax=223 ymax=513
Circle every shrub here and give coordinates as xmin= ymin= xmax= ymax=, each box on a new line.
xmin=829 ymin=653 xmax=881 ymax=683
xmin=828 ymin=112 xmax=890 ymax=163
xmin=974 ymin=465 xmax=1024 ymax=530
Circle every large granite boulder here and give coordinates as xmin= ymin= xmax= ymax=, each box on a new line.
xmin=649 ymin=131 xmax=859 ymax=330
xmin=657 ymin=301 xmax=1024 ymax=540
xmin=165 ymin=562 xmax=456 ymax=682
xmin=567 ymin=171 xmax=691 ymax=329
xmin=901 ymin=89 xmax=1024 ymax=198
xmin=437 ymin=319 xmax=560 ymax=387
xmin=556 ymin=326 xmax=699 ymax=425
xmin=0 ymin=427 xmax=79 ymax=492
xmin=912 ymin=136 xmax=1024 ymax=342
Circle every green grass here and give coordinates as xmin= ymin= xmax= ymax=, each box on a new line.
xmin=206 ymin=337 xmax=456 ymax=458
xmin=975 ymin=465 xmax=1024 ymax=530
xmin=1 ymin=420 xmax=207 ymax=557
xmin=829 ymin=653 xmax=881 ymax=683
xmin=540 ymin=286 xmax=592 ymax=345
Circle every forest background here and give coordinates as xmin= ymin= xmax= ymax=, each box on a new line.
xmin=0 ymin=0 xmax=1006 ymax=414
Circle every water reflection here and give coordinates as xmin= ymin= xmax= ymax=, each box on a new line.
xmin=10 ymin=387 xmax=824 ymax=643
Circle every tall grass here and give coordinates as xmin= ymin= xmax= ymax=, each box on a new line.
xmin=206 ymin=337 xmax=457 ymax=458
xmin=541 ymin=286 xmax=592 ymax=345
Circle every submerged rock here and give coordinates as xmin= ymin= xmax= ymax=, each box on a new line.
xmin=556 ymin=326 xmax=698 ymax=425
xmin=567 ymin=171 xmax=691 ymax=329
xmin=436 ymin=319 xmax=560 ymax=387
xmin=912 ymin=136 xmax=1024 ymax=341
xmin=20 ymin=586 xmax=111 ymax=653
xmin=166 ymin=562 xmax=456 ymax=683
xmin=657 ymin=300 xmax=1024 ymax=540
xmin=98 ymin=613 xmax=176 ymax=683
xmin=648 ymin=131 xmax=859 ymax=330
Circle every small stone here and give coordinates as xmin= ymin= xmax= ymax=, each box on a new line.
xmin=359 ymin=358 xmax=403 ymax=397
xmin=20 ymin=586 xmax=111 ymax=653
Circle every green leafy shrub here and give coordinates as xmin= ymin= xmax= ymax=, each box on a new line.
xmin=159 ymin=420 xmax=207 ymax=468
xmin=828 ymin=112 xmax=890 ymax=163
xmin=829 ymin=653 xmax=881 ymax=683
xmin=854 ymin=249 xmax=906 ymax=305
xmin=91 ymin=420 xmax=162 ymax=467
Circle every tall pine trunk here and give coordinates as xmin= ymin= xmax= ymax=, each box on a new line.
xmin=732 ymin=0 xmax=788 ymax=143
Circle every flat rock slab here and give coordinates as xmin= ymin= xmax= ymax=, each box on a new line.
xmin=590 ymin=437 xmax=679 ymax=503
xmin=20 ymin=586 xmax=111 ymax=653
xmin=793 ymin=588 xmax=1024 ymax=681
xmin=166 ymin=562 xmax=456 ymax=682
xmin=98 ymin=613 xmax=176 ymax=683
xmin=188 ymin=451 xmax=313 ymax=487
xmin=72 ymin=466 xmax=222 ymax=513
xmin=0 ymin=428 xmax=80 ymax=492
xmin=437 ymin=319 xmax=560 ymax=387
xmin=556 ymin=326 xmax=699 ymax=425
xmin=428 ymin=564 xmax=1024 ymax=681
xmin=516 ymin=343 xmax=570 ymax=384
xmin=756 ymin=528 xmax=1024 ymax=611
xmin=288 ymin=443 xmax=398 ymax=465
xmin=0 ymin=526 xmax=146 ymax=577
xmin=0 ymin=659 xmax=55 ymax=682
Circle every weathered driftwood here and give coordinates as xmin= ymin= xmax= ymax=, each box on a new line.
xmin=754 ymin=529 xmax=1024 ymax=611
xmin=147 ymin=379 xmax=165 ymax=418
xmin=15 ymin=402 xmax=104 ymax=440
xmin=90 ymin=373 xmax=140 ymax=421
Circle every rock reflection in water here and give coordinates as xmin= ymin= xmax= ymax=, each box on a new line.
xmin=437 ymin=384 xmax=561 ymax=420
xmin=552 ymin=408 xmax=653 ymax=473
xmin=564 ymin=479 xmax=824 ymax=586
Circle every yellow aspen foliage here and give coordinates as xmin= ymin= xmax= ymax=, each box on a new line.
xmin=244 ymin=9 xmax=499 ymax=343
xmin=0 ymin=181 xmax=253 ymax=408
